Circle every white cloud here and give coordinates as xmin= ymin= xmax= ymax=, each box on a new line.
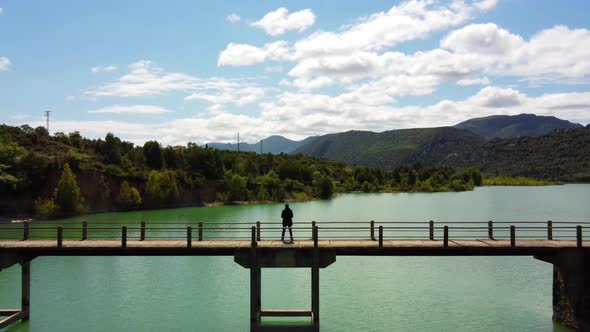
xmin=473 ymin=0 xmax=499 ymax=11
xmin=91 ymin=65 xmax=118 ymax=73
xmin=218 ymin=41 xmax=292 ymax=66
xmin=466 ymin=86 xmax=525 ymax=108
xmin=293 ymin=0 xmax=495 ymax=59
xmin=0 ymin=57 xmax=11 ymax=71
xmin=227 ymin=13 xmax=241 ymax=24
xmin=86 ymin=60 xmax=268 ymax=108
xmin=251 ymin=8 xmax=315 ymax=36
xmin=457 ymin=77 xmax=491 ymax=86
xmin=441 ymin=23 xmax=590 ymax=83
xmin=207 ymin=104 xmax=225 ymax=115
xmin=39 ymin=87 xmax=590 ymax=146
xmin=185 ymin=86 xmax=266 ymax=106
xmin=441 ymin=23 xmax=524 ymax=55
xmin=219 ymin=0 xmax=499 ymax=90
xmin=86 ymin=60 xmax=198 ymax=97
xmin=88 ymin=105 xmax=172 ymax=114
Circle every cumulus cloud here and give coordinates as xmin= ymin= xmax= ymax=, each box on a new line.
xmin=441 ymin=23 xmax=524 ymax=55
xmin=87 ymin=60 xmax=197 ymax=97
xmin=40 ymin=87 xmax=590 ymax=146
xmin=473 ymin=0 xmax=499 ymax=11
xmin=86 ymin=60 xmax=268 ymax=108
xmin=293 ymin=0 xmax=494 ymax=59
xmin=441 ymin=23 xmax=590 ymax=83
xmin=251 ymin=8 xmax=315 ymax=36
xmin=0 ymin=57 xmax=11 ymax=71
xmin=457 ymin=77 xmax=491 ymax=86
xmin=88 ymin=105 xmax=172 ymax=114
xmin=227 ymin=13 xmax=241 ymax=23
xmin=91 ymin=65 xmax=118 ymax=73
xmin=217 ymin=41 xmax=293 ymax=66
xmin=185 ymin=85 xmax=266 ymax=106
xmin=466 ymin=86 xmax=525 ymax=108
xmin=219 ymin=1 xmax=496 ymax=68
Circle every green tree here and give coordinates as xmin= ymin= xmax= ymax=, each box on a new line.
xmin=100 ymin=133 xmax=122 ymax=165
xmin=223 ymin=171 xmax=249 ymax=201
xmin=53 ymin=163 xmax=84 ymax=214
xmin=0 ymin=138 xmax=26 ymax=189
xmin=463 ymin=167 xmax=483 ymax=186
xmin=163 ymin=146 xmax=181 ymax=169
xmin=361 ymin=180 xmax=373 ymax=193
xmin=35 ymin=197 xmax=59 ymax=218
xmin=145 ymin=169 xmax=179 ymax=205
xmin=316 ymin=175 xmax=334 ymax=198
xmin=143 ymin=141 xmax=163 ymax=169
xmin=116 ymin=181 xmax=142 ymax=209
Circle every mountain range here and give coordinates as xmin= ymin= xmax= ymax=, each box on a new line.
xmin=454 ymin=113 xmax=583 ymax=140
xmin=207 ymin=135 xmax=318 ymax=154
xmin=208 ymin=114 xmax=589 ymax=181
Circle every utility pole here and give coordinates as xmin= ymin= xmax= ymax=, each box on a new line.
xmin=44 ymin=111 xmax=51 ymax=134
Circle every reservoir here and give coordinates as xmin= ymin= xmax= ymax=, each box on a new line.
xmin=1 ymin=185 xmax=589 ymax=331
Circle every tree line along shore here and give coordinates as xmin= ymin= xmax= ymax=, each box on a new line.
xmin=0 ymin=125 xmax=556 ymax=220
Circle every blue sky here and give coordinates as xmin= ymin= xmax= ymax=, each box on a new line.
xmin=1 ymin=0 xmax=590 ymax=145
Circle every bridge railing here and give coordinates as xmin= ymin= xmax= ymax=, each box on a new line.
xmin=0 ymin=220 xmax=588 ymax=248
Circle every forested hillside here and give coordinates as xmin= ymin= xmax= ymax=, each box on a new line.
xmin=454 ymin=126 xmax=590 ymax=181
xmin=454 ymin=113 xmax=583 ymax=139
xmin=292 ymin=127 xmax=485 ymax=169
xmin=0 ymin=125 xmax=483 ymax=220
xmin=293 ymin=125 xmax=590 ymax=181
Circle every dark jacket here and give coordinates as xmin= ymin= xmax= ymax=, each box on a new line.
xmin=281 ymin=207 xmax=293 ymax=226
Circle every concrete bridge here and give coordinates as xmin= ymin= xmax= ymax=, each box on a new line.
xmin=0 ymin=220 xmax=588 ymax=331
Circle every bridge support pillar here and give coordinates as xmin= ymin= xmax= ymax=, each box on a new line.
xmin=536 ymin=249 xmax=590 ymax=331
xmin=0 ymin=260 xmax=31 ymax=329
xmin=236 ymin=248 xmax=335 ymax=332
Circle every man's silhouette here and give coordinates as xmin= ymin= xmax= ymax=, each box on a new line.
xmin=281 ymin=203 xmax=294 ymax=243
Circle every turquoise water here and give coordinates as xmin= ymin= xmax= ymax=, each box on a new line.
xmin=2 ymin=185 xmax=589 ymax=331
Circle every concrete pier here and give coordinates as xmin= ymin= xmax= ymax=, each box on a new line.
xmin=537 ymin=249 xmax=590 ymax=330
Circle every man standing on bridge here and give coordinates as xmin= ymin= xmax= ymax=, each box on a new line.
xmin=281 ymin=203 xmax=294 ymax=243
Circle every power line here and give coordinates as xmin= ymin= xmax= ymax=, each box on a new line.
xmin=44 ymin=111 xmax=51 ymax=134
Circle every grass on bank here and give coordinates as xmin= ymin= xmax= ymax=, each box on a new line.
xmin=483 ymin=176 xmax=561 ymax=186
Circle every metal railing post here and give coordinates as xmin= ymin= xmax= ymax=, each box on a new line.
xmin=547 ymin=220 xmax=553 ymax=240
xmin=313 ymin=226 xmax=318 ymax=248
xmin=488 ymin=220 xmax=494 ymax=240
xmin=577 ymin=225 xmax=583 ymax=248
xmin=251 ymin=226 xmax=257 ymax=247
xmin=140 ymin=221 xmax=146 ymax=241
xmin=122 ymin=226 xmax=127 ymax=248
xmin=82 ymin=220 xmax=87 ymax=240
xmin=370 ymin=220 xmax=375 ymax=241
xmin=429 ymin=220 xmax=434 ymax=240
xmin=256 ymin=221 xmax=261 ymax=241
xmin=57 ymin=226 xmax=63 ymax=248
xmin=198 ymin=222 xmax=203 ymax=241
xmin=443 ymin=226 xmax=448 ymax=248
xmin=187 ymin=226 xmax=192 ymax=248
xmin=510 ymin=225 xmax=515 ymax=247
xmin=378 ymin=226 xmax=383 ymax=247
xmin=23 ymin=221 xmax=30 ymax=241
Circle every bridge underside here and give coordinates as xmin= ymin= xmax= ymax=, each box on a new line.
xmin=0 ymin=240 xmax=588 ymax=331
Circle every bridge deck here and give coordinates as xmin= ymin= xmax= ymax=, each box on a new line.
xmin=0 ymin=239 xmax=586 ymax=253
